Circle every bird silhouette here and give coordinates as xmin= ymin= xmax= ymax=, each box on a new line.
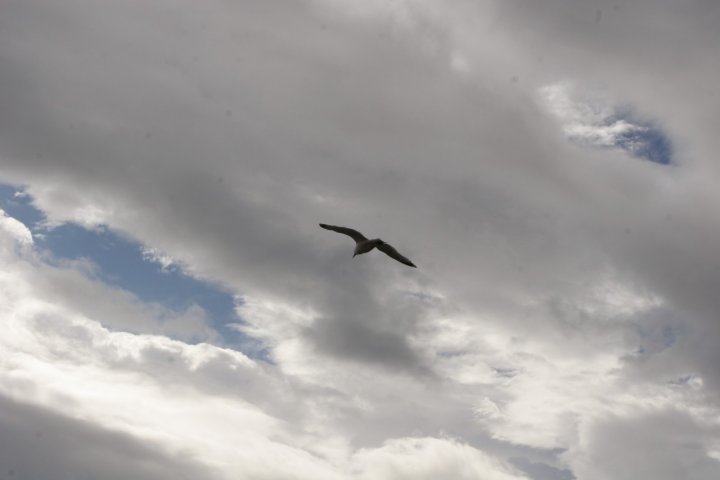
xmin=319 ymin=223 xmax=417 ymax=268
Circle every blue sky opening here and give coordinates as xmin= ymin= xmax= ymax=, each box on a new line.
xmin=0 ymin=183 xmax=262 ymax=356
xmin=606 ymin=109 xmax=673 ymax=165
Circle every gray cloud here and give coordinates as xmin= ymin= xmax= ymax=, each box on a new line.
xmin=0 ymin=394 xmax=220 ymax=480
xmin=567 ymin=408 xmax=720 ymax=480
xmin=2 ymin=0 xmax=720 ymax=478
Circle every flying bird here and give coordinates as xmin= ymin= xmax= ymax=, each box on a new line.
xmin=319 ymin=223 xmax=417 ymax=268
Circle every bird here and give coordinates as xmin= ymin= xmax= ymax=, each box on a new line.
xmin=319 ymin=223 xmax=417 ymax=268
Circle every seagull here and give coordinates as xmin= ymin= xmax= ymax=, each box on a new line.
xmin=319 ymin=223 xmax=417 ymax=268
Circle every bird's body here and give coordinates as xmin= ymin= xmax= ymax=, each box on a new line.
xmin=353 ymin=238 xmax=382 ymax=256
xmin=319 ymin=223 xmax=417 ymax=268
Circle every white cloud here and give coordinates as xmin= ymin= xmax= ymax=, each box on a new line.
xmin=0 ymin=212 xmax=219 ymax=343
xmin=539 ymin=81 xmax=661 ymax=157
xmin=141 ymin=246 xmax=177 ymax=272
xmin=0 ymin=208 xmax=33 ymax=247
xmin=0 ymin=221 xmax=528 ymax=478
xmin=0 ymin=236 xmax=335 ymax=478
xmin=351 ymin=437 xmax=528 ymax=480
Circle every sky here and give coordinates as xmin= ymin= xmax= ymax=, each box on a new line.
xmin=0 ymin=0 xmax=719 ymax=479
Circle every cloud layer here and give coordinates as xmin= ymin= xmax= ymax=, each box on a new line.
xmin=1 ymin=0 xmax=719 ymax=478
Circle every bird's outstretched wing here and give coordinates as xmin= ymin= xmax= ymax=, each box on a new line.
xmin=319 ymin=224 xmax=367 ymax=244
xmin=376 ymin=242 xmax=417 ymax=268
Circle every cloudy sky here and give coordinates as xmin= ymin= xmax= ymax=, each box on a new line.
xmin=1 ymin=0 xmax=720 ymax=478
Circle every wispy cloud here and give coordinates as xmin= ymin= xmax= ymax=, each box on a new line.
xmin=540 ymin=82 xmax=672 ymax=164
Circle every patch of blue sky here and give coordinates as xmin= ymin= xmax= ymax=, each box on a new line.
xmin=605 ymin=108 xmax=672 ymax=165
xmin=0 ymin=183 xmax=262 ymax=356
xmin=0 ymin=183 xmax=44 ymax=227
xmin=630 ymin=318 xmax=684 ymax=359
xmin=541 ymin=82 xmax=673 ymax=166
